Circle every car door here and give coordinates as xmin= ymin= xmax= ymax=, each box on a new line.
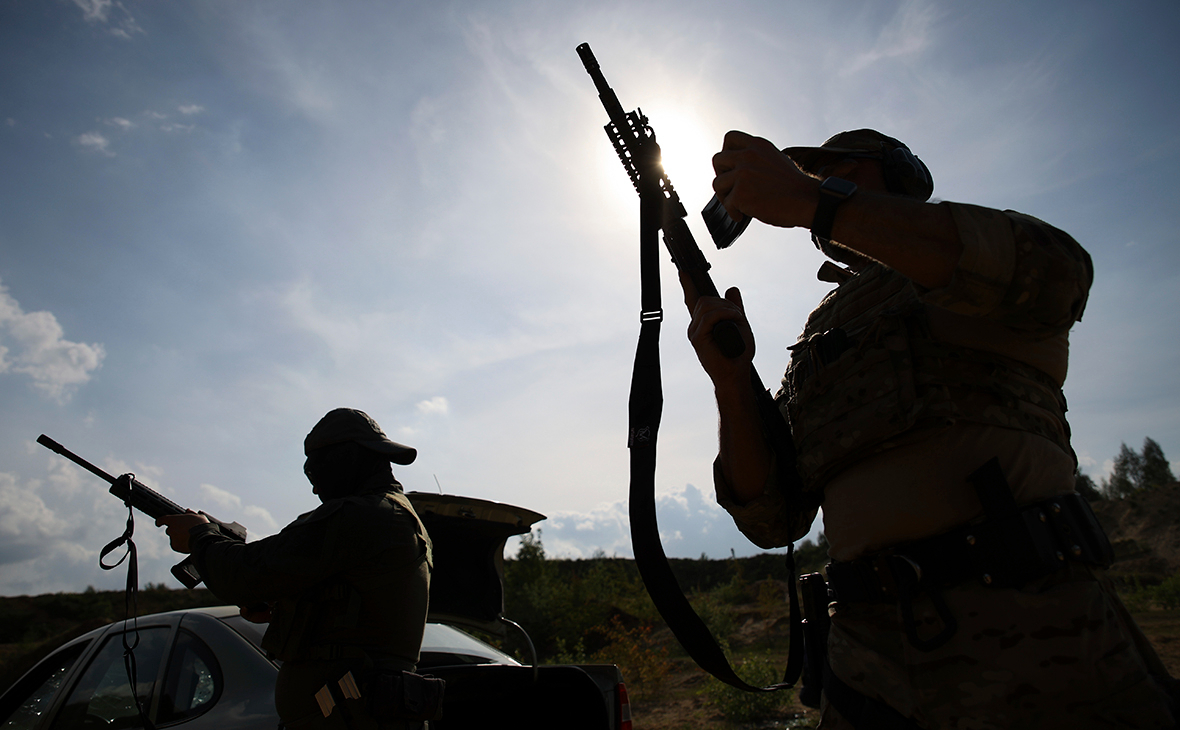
xmin=48 ymin=623 xmax=175 ymax=730
xmin=2 ymin=610 xmax=277 ymax=730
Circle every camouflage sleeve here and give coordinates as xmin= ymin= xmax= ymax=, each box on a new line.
xmin=921 ymin=202 xmax=1093 ymax=337
xmin=713 ymin=455 xmax=817 ymax=549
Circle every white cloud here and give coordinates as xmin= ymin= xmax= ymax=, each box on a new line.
xmin=73 ymin=0 xmax=112 ymax=23
xmin=0 ymin=280 xmax=105 ymax=403
xmin=0 ymin=472 xmax=68 ymax=565
xmin=199 ymin=483 xmax=242 ymax=510
xmin=416 ymin=396 xmax=449 ymax=416
xmin=178 ymin=104 xmax=205 ymax=115
xmin=75 ymin=131 xmax=114 ymax=156
xmin=199 ymin=484 xmax=280 ymax=535
xmin=511 ymin=483 xmax=818 ymax=561
xmin=0 ymin=464 xmax=177 ymax=595
xmin=73 ymin=0 xmax=143 ymax=40
xmin=845 ymin=0 xmax=939 ymax=74
xmin=242 ymin=505 xmax=279 ymax=534
xmin=105 ymin=117 xmax=134 ymax=130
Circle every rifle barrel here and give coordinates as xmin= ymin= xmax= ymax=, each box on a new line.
xmin=37 ymin=434 xmax=117 ymax=485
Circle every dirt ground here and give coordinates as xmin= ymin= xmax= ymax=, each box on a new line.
xmin=1136 ymin=609 xmax=1180 ymax=676
xmin=630 ymin=610 xmax=1180 ymax=729
xmin=628 ymin=658 xmax=820 ymax=730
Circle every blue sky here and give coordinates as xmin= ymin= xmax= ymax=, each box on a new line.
xmin=1 ymin=0 xmax=1177 ymax=595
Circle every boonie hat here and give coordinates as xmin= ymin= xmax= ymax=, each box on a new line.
xmin=304 ymin=408 xmax=417 ymax=464
xmin=783 ymin=129 xmax=908 ymax=173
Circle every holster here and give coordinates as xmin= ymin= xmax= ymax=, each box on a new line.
xmin=367 ymin=670 xmax=445 ymax=722
xmin=798 ymin=572 xmax=832 ymax=709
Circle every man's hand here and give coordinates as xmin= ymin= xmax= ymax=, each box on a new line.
xmin=239 ymin=604 xmax=273 ymax=623
xmin=680 ymin=271 xmax=755 ymax=388
xmin=156 ymin=512 xmax=210 ymax=554
xmin=711 ymin=131 xmax=820 ymax=230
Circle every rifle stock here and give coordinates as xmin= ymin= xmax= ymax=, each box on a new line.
xmin=37 ymin=434 xmax=247 ymax=589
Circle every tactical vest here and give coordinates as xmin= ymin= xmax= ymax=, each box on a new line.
xmin=263 ymin=490 xmax=432 ymax=669
xmin=779 ymin=264 xmax=1074 ymax=497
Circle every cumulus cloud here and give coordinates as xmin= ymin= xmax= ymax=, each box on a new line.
xmin=178 ymin=104 xmax=205 ymax=115
xmin=0 ymin=280 xmax=105 ymax=403
xmin=0 ymin=464 xmax=176 ymax=595
xmin=416 ymin=396 xmax=449 ymax=416
xmin=520 ymin=483 xmax=819 ymax=561
xmin=0 ymin=472 xmax=68 ymax=566
xmin=105 ymin=117 xmax=134 ymax=130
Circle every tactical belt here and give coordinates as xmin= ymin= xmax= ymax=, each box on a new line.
xmin=824 ymin=458 xmax=1114 ymax=654
xmin=827 ymin=490 xmax=1113 ymax=604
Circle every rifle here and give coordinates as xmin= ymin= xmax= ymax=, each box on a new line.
xmin=578 ymin=43 xmax=804 ymax=693
xmin=37 ymin=434 xmax=247 ymax=589
xmin=576 ymin=42 xmax=744 ymax=357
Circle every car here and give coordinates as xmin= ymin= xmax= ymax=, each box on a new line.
xmin=0 ymin=494 xmax=631 ymax=730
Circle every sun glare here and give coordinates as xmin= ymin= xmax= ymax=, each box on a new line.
xmin=647 ymin=105 xmax=717 ymax=208
xmin=593 ymin=104 xmax=720 ymax=219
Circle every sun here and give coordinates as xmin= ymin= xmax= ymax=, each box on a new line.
xmin=590 ymin=101 xmax=721 ymax=230
xmin=644 ymin=104 xmax=718 ymax=209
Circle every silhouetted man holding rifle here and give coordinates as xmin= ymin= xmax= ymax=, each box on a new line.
xmin=159 ymin=408 xmax=438 ymax=730
xmin=684 ymin=128 xmax=1177 ymax=728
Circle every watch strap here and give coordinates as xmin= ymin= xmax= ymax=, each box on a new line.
xmin=811 ymin=177 xmax=857 ymax=243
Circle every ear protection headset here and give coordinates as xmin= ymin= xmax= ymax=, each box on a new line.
xmin=878 ymin=139 xmax=934 ymax=201
xmin=837 ymin=140 xmax=933 ymax=201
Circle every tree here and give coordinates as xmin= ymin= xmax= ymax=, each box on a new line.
xmin=1075 ymin=470 xmax=1103 ymax=501
xmin=1141 ymin=437 xmax=1176 ymax=489
xmin=1102 ymin=442 xmax=1143 ymax=499
xmin=1100 ymin=438 xmax=1175 ymax=498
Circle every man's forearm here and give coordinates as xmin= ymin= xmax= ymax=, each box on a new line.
xmin=826 ymin=191 xmax=962 ymax=289
xmin=714 ymin=374 xmax=773 ymax=505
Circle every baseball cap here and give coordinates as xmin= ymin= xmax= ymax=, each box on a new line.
xmin=304 ymin=408 xmax=417 ymax=464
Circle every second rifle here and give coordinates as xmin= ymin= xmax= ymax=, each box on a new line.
xmin=37 ymin=434 xmax=247 ymax=589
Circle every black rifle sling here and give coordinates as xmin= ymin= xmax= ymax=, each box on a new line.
xmin=627 ymin=163 xmax=802 ymax=693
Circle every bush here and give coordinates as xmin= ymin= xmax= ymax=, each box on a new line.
xmin=1152 ymin=574 xmax=1180 ymax=610
xmin=1120 ymin=573 xmax=1180 ymax=611
xmin=588 ymin=616 xmax=671 ymax=697
xmin=703 ymin=652 xmax=792 ymax=723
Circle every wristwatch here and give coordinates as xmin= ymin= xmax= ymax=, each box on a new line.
xmin=810 ymin=176 xmax=858 ymax=243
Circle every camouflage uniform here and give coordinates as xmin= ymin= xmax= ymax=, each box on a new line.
xmin=714 ymin=202 xmax=1177 ymax=727
xmin=190 ymin=411 xmax=432 ymax=730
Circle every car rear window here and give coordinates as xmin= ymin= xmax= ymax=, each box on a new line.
xmin=418 ymin=624 xmax=518 ymax=667
xmin=50 ymin=628 xmax=170 ymax=730
xmin=217 ymin=615 xmax=268 ymax=651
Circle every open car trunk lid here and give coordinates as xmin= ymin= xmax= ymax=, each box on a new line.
xmin=407 ymin=492 xmax=544 ymax=637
